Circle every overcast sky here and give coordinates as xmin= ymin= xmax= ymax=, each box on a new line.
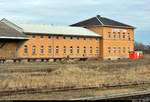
xmin=0 ymin=0 xmax=149 ymax=44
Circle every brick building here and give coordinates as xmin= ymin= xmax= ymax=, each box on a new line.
xmin=0 ymin=15 xmax=135 ymax=61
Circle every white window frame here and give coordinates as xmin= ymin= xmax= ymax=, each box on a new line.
xmin=63 ymin=46 xmax=66 ymax=54
xmin=90 ymin=46 xmax=92 ymax=54
xmin=32 ymin=35 xmax=36 ymax=39
xmin=108 ymin=47 xmax=111 ymax=54
xmin=24 ymin=45 xmax=28 ymax=54
xmin=77 ymin=37 xmax=80 ymax=40
xmin=118 ymin=32 xmax=120 ymax=40
xmin=123 ymin=33 xmax=125 ymax=40
xmin=56 ymin=46 xmax=59 ymax=54
xmin=108 ymin=32 xmax=111 ymax=40
xmin=77 ymin=46 xmax=79 ymax=55
xmin=113 ymin=47 xmax=116 ymax=54
xmin=70 ymin=46 xmax=73 ymax=55
xmin=118 ymin=47 xmax=120 ymax=54
xmin=113 ymin=32 xmax=116 ymax=40
xmin=32 ymin=45 xmax=36 ymax=55
xmin=41 ymin=45 xmax=44 ymax=55
xmin=56 ymin=36 xmax=59 ymax=40
xmin=48 ymin=46 xmax=51 ymax=54
xmin=63 ymin=36 xmax=66 ymax=40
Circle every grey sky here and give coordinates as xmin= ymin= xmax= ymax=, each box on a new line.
xmin=0 ymin=0 xmax=149 ymax=44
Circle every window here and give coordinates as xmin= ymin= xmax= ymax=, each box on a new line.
xmin=108 ymin=47 xmax=111 ymax=54
xmin=32 ymin=45 xmax=36 ymax=55
xmin=118 ymin=47 xmax=120 ymax=54
xmin=56 ymin=46 xmax=59 ymax=54
xmin=90 ymin=37 xmax=92 ymax=41
xmin=113 ymin=47 xmax=116 ymax=54
xmin=48 ymin=46 xmax=51 ymax=54
xmin=70 ymin=36 xmax=73 ymax=40
xmin=40 ymin=35 xmax=44 ymax=39
xmin=128 ymin=47 xmax=130 ymax=53
xmin=77 ymin=46 xmax=79 ymax=55
xmin=113 ymin=32 xmax=116 ymax=40
xmin=123 ymin=33 xmax=125 ymax=40
xmin=24 ymin=45 xmax=28 ymax=54
xmin=32 ymin=35 xmax=36 ymax=39
xmin=63 ymin=46 xmax=66 ymax=54
xmin=83 ymin=46 xmax=86 ymax=54
xmin=96 ymin=47 xmax=99 ymax=54
xmin=70 ymin=46 xmax=73 ymax=54
xmin=127 ymin=33 xmax=130 ymax=40
xmin=90 ymin=46 xmax=92 ymax=54
xmin=118 ymin=32 xmax=120 ymax=40
xmin=63 ymin=36 xmax=66 ymax=40
xmin=41 ymin=45 xmax=44 ymax=55
xmin=84 ymin=37 xmax=86 ymax=41
xmin=77 ymin=37 xmax=80 ymax=40
xmin=123 ymin=47 xmax=125 ymax=54
xmin=48 ymin=36 xmax=51 ymax=39
xmin=96 ymin=38 xmax=99 ymax=41
xmin=108 ymin=32 xmax=111 ymax=40
xmin=56 ymin=36 xmax=59 ymax=40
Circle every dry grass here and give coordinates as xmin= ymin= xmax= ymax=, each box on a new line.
xmin=0 ymin=55 xmax=150 ymax=92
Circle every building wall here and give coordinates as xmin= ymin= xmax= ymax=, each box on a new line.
xmin=87 ymin=26 xmax=134 ymax=59
xmin=18 ymin=34 xmax=101 ymax=59
xmin=0 ymin=41 xmax=18 ymax=58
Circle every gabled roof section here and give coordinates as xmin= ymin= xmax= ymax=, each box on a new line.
xmin=16 ymin=23 xmax=102 ymax=37
xmin=70 ymin=15 xmax=136 ymax=29
xmin=0 ymin=18 xmax=23 ymax=32
xmin=0 ymin=19 xmax=29 ymax=40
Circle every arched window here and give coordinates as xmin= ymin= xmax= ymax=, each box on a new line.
xmin=41 ymin=45 xmax=44 ymax=55
xmin=70 ymin=46 xmax=73 ymax=54
xmin=48 ymin=46 xmax=51 ymax=54
xmin=63 ymin=46 xmax=66 ymax=54
xmin=32 ymin=45 xmax=36 ymax=55
xmin=77 ymin=46 xmax=79 ymax=55
xmin=56 ymin=46 xmax=59 ymax=54
xmin=83 ymin=46 xmax=86 ymax=54
xmin=96 ymin=47 xmax=99 ymax=54
xmin=90 ymin=46 xmax=92 ymax=54
xmin=24 ymin=45 xmax=28 ymax=54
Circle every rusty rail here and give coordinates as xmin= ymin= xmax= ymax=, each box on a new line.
xmin=0 ymin=81 xmax=150 ymax=97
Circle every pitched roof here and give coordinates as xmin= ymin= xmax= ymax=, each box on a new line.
xmin=16 ymin=23 xmax=102 ymax=37
xmin=70 ymin=15 xmax=135 ymax=29
xmin=0 ymin=21 xmax=29 ymax=40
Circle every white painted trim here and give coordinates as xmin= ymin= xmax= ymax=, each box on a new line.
xmin=0 ymin=36 xmax=30 ymax=40
xmin=96 ymin=17 xmax=104 ymax=25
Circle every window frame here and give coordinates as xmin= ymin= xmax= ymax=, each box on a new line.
xmin=41 ymin=45 xmax=44 ymax=55
xmin=108 ymin=32 xmax=111 ymax=40
xmin=113 ymin=32 xmax=116 ymax=40
xmin=56 ymin=46 xmax=59 ymax=54
xmin=24 ymin=45 xmax=28 ymax=54
xmin=32 ymin=45 xmax=36 ymax=55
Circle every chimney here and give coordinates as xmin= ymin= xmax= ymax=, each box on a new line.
xmin=96 ymin=15 xmax=101 ymax=19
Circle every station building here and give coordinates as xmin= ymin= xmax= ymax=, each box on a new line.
xmin=0 ymin=15 xmax=135 ymax=61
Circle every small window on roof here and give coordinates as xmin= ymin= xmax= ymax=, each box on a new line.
xmin=40 ymin=35 xmax=44 ymax=39
xmin=32 ymin=35 xmax=36 ymax=39
xmin=90 ymin=37 xmax=92 ymax=41
xmin=96 ymin=38 xmax=99 ymax=41
xmin=77 ymin=37 xmax=80 ymax=40
xmin=63 ymin=36 xmax=66 ymax=40
xmin=84 ymin=37 xmax=86 ymax=41
xmin=56 ymin=36 xmax=59 ymax=40
xmin=48 ymin=36 xmax=51 ymax=39
xmin=70 ymin=36 xmax=73 ymax=40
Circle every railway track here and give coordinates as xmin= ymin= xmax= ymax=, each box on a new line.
xmin=70 ymin=90 xmax=150 ymax=100
xmin=0 ymin=81 xmax=150 ymax=98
